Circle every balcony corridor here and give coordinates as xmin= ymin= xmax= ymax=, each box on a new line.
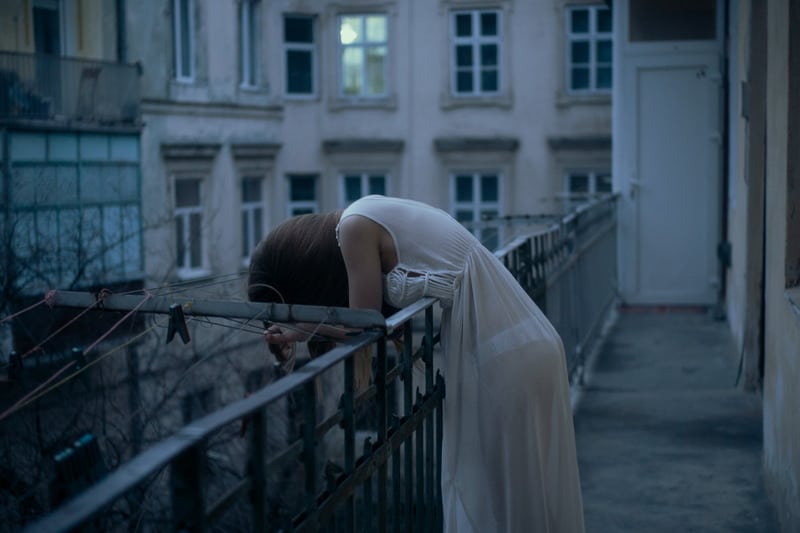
xmin=574 ymin=309 xmax=780 ymax=533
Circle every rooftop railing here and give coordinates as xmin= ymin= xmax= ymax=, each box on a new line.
xmin=22 ymin=195 xmax=618 ymax=531
xmin=0 ymin=51 xmax=140 ymax=126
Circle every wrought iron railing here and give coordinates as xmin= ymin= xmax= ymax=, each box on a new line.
xmin=22 ymin=195 xmax=618 ymax=531
xmin=0 ymin=51 xmax=140 ymax=125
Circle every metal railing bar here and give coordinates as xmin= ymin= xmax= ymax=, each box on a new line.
xmin=385 ymin=297 xmax=437 ymax=333
xmin=50 ymin=291 xmax=386 ymax=329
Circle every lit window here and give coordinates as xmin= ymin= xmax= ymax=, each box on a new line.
xmin=566 ymin=171 xmax=612 ymax=196
xmin=341 ymin=173 xmax=386 ymax=206
xmin=240 ymin=0 xmax=261 ymax=87
xmin=241 ymin=177 xmax=264 ymax=263
xmin=339 ymin=14 xmax=388 ymax=97
xmin=452 ymin=173 xmax=502 ymax=250
xmin=284 ymin=15 xmax=315 ymax=95
xmin=451 ymin=10 xmax=501 ymax=96
xmin=566 ymin=5 xmax=612 ymax=93
xmin=174 ymin=178 xmax=204 ymax=275
xmin=287 ymin=174 xmax=317 ymax=215
xmin=174 ymin=0 xmax=195 ymax=81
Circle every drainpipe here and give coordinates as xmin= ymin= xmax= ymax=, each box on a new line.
xmin=116 ymin=0 xmax=127 ymax=63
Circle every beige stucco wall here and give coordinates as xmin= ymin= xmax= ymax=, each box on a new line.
xmin=762 ymin=0 xmax=800 ymax=529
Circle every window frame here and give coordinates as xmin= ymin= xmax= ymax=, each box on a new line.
xmin=283 ymin=14 xmax=317 ymax=98
xmin=563 ymin=169 xmax=613 ymax=197
xmin=241 ymin=176 xmax=265 ymax=266
xmin=287 ymin=174 xmax=319 ymax=216
xmin=450 ymin=9 xmax=503 ymax=97
xmin=449 ymin=171 xmax=504 ymax=250
xmin=174 ymin=177 xmax=206 ymax=279
xmin=565 ymin=4 xmax=613 ymax=94
xmin=337 ymin=13 xmax=389 ymax=99
xmin=173 ymin=0 xmax=196 ymax=83
xmin=239 ymin=0 xmax=261 ymax=89
xmin=339 ymin=172 xmax=388 ymax=208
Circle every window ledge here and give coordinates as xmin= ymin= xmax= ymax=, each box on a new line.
xmin=168 ymin=80 xmax=211 ymax=103
xmin=440 ymin=91 xmax=513 ymax=110
xmin=328 ymin=95 xmax=398 ymax=112
xmin=556 ymin=91 xmax=612 ymax=109
xmin=786 ymin=287 xmax=800 ymax=321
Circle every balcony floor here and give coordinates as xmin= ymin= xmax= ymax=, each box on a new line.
xmin=573 ymin=309 xmax=780 ymax=533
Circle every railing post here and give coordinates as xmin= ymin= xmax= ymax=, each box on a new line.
xmin=376 ymin=337 xmax=388 ymax=533
xmin=343 ymin=355 xmax=356 ymax=530
xmin=248 ymin=410 xmax=267 ymax=533
xmin=303 ymin=380 xmax=317 ymax=517
xmin=170 ymin=439 xmax=207 ymax=533
xmin=403 ymin=323 xmax=414 ymax=533
xmin=424 ymin=307 xmax=435 ymax=530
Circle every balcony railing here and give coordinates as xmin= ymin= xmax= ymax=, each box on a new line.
xmin=0 ymin=52 xmax=140 ymax=126
xmin=22 ymin=196 xmax=618 ymax=532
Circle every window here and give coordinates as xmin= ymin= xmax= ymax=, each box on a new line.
xmin=241 ymin=177 xmax=264 ymax=263
xmin=451 ymin=10 xmax=501 ymax=96
xmin=287 ymin=174 xmax=317 ymax=215
xmin=284 ymin=15 xmax=315 ymax=95
xmin=565 ymin=171 xmax=612 ymax=196
xmin=341 ymin=173 xmax=386 ymax=206
xmin=173 ymin=0 xmax=195 ymax=81
xmin=240 ymin=0 xmax=261 ymax=87
xmin=566 ymin=5 xmax=612 ymax=93
xmin=452 ymin=173 xmax=502 ymax=250
xmin=174 ymin=178 xmax=204 ymax=275
xmin=339 ymin=14 xmax=388 ymax=97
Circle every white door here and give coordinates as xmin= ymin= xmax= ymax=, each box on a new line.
xmin=618 ymin=53 xmax=721 ymax=305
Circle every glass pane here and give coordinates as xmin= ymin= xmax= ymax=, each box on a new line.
xmin=340 ymin=16 xmax=361 ymax=45
xmin=368 ymin=175 xmax=385 ymax=195
xmin=179 ymin=0 xmax=192 ymax=75
xmin=571 ymin=9 xmax=589 ymax=33
xmin=122 ymin=205 xmax=141 ymax=272
xmin=596 ymin=174 xmax=613 ymax=193
xmin=189 ymin=212 xmax=202 ymax=267
xmin=81 ymin=165 xmax=116 ymax=203
xmin=253 ymin=208 xmax=263 ymax=243
xmin=569 ymin=174 xmax=589 ymax=193
xmin=342 ymin=47 xmax=363 ymax=95
xmin=242 ymin=177 xmax=261 ymax=203
xmin=597 ymin=40 xmax=612 ymax=63
xmin=344 ymin=176 xmax=361 ymax=202
xmin=103 ymin=206 xmax=124 ymax=276
xmin=480 ymin=12 xmax=497 ymax=36
xmin=456 ymin=45 xmax=473 ymax=67
xmin=365 ymin=15 xmax=386 ymax=42
xmin=292 ymin=207 xmax=314 ymax=216
xmin=291 ymin=176 xmax=315 ymax=201
xmin=175 ymin=179 xmax=200 ymax=207
xmin=118 ymin=166 xmax=139 ymax=201
xmin=571 ymin=67 xmax=589 ymax=90
xmin=455 ymin=13 xmax=472 ymax=37
xmin=455 ymin=175 xmax=473 ymax=202
xmin=175 ymin=215 xmax=185 ymax=267
xmin=630 ymin=0 xmax=715 ymax=41
xmin=287 ymin=50 xmax=312 ymax=93
xmin=480 ymin=175 xmax=498 ymax=202
xmin=242 ymin=211 xmax=249 ymax=258
xmin=481 ymin=70 xmax=498 ymax=92
xmin=480 ymin=44 xmax=497 ymax=67
xmin=365 ymin=46 xmax=386 ymax=95
xmin=455 ymin=210 xmax=473 ymax=224
xmin=284 ymin=16 xmax=313 ymax=43
xmin=597 ymin=8 xmax=612 ymax=33
xmin=456 ymin=71 xmax=473 ymax=93
xmin=571 ymin=41 xmax=589 ymax=64
xmin=597 ymin=67 xmax=612 ymax=89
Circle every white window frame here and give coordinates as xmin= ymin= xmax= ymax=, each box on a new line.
xmin=338 ymin=13 xmax=389 ymax=98
xmin=283 ymin=15 xmax=316 ymax=97
xmin=450 ymin=9 xmax=502 ymax=96
xmin=174 ymin=177 xmax=206 ymax=278
xmin=287 ymin=174 xmax=318 ymax=216
xmin=339 ymin=172 xmax=388 ymax=208
xmin=173 ymin=0 xmax=196 ymax=82
xmin=563 ymin=170 xmax=612 ymax=197
xmin=241 ymin=176 xmax=264 ymax=266
xmin=450 ymin=172 xmax=504 ymax=249
xmin=240 ymin=0 xmax=261 ymax=88
xmin=565 ymin=4 xmax=612 ymax=94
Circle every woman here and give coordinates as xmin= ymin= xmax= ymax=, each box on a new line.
xmin=248 ymin=195 xmax=584 ymax=533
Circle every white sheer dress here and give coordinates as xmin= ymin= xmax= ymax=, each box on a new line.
xmin=338 ymin=195 xmax=585 ymax=533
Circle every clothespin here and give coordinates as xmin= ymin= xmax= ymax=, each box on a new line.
xmin=8 ymin=352 xmax=22 ymax=381
xmin=166 ymin=303 xmax=191 ymax=344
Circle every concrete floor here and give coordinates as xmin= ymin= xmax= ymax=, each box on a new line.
xmin=573 ymin=309 xmax=780 ymax=533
